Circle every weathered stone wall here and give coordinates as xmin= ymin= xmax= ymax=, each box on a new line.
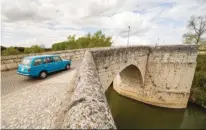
xmin=63 ymin=51 xmax=116 ymax=129
xmin=1 ymin=49 xmax=86 ymax=71
xmin=145 ymin=46 xmax=197 ymax=107
xmin=91 ymin=46 xmax=149 ymax=92
xmin=112 ymin=45 xmax=198 ymax=108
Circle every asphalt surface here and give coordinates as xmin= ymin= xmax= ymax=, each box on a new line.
xmin=1 ymin=60 xmax=82 ymax=97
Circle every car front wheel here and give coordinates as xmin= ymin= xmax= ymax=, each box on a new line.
xmin=40 ymin=71 xmax=47 ymax=79
xmin=66 ymin=64 xmax=70 ymax=70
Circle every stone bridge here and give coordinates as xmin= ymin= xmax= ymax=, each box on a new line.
xmin=1 ymin=45 xmax=198 ymax=129
xmin=93 ymin=45 xmax=197 ymax=108
xmin=67 ymin=45 xmax=197 ymax=128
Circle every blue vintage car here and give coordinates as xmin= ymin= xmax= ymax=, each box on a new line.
xmin=17 ymin=55 xmax=71 ymax=79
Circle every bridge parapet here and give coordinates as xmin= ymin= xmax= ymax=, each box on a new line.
xmin=149 ymin=45 xmax=198 ymax=63
xmin=63 ymin=51 xmax=116 ymax=129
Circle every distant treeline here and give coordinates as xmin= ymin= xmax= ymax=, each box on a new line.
xmin=1 ymin=46 xmax=24 ymax=52
xmin=52 ymin=30 xmax=112 ymax=51
xmin=1 ymin=30 xmax=112 ymax=56
xmin=1 ymin=45 xmax=51 ymax=56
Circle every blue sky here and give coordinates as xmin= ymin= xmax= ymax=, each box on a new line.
xmin=1 ymin=0 xmax=206 ymax=47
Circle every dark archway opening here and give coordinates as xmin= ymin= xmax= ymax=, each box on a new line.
xmin=117 ymin=64 xmax=143 ymax=89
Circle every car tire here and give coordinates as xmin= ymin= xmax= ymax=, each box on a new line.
xmin=39 ymin=71 xmax=47 ymax=79
xmin=66 ymin=64 xmax=70 ymax=70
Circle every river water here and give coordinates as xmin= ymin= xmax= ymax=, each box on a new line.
xmin=105 ymin=86 xmax=206 ymax=129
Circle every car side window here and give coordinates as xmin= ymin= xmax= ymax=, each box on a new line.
xmin=43 ymin=57 xmax=53 ymax=64
xmin=33 ymin=58 xmax=42 ymax=66
xmin=53 ymin=56 xmax=62 ymax=62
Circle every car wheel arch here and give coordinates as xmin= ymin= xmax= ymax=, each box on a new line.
xmin=65 ymin=64 xmax=70 ymax=70
xmin=39 ymin=70 xmax=48 ymax=75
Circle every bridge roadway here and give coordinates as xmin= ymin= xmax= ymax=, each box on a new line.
xmin=1 ymin=60 xmax=82 ymax=129
xmin=1 ymin=60 xmax=82 ymax=97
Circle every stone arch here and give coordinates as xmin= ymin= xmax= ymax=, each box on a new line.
xmin=103 ymin=63 xmax=144 ymax=92
xmin=118 ymin=64 xmax=143 ymax=88
xmin=112 ymin=64 xmax=144 ymax=93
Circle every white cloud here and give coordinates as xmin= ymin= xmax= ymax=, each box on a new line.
xmin=1 ymin=0 xmax=206 ymax=48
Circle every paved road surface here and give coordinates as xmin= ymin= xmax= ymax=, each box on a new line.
xmin=1 ymin=62 xmax=80 ymax=128
xmin=1 ymin=60 xmax=82 ymax=97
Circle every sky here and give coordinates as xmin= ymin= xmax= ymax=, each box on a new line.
xmin=1 ymin=0 xmax=206 ymax=48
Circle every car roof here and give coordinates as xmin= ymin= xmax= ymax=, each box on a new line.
xmin=24 ymin=55 xmax=58 ymax=59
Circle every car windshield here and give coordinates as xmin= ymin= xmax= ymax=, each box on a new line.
xmin=22 ymin=58 xmax=31 ymax=66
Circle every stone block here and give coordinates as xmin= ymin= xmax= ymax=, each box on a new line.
xmin=3 ymin=59 xmax=14 ymax=64
xmin=79 ymin=50 xmax=84 ymax=53
xmin=65 ymin=53 xmax=73 ymax=56
xmin=28 ymin=53 xmax=36 ymax=56
xmin=6 ymin=63 xmax=18 ymax=70
xmin=98 ymin=68 xmax=106 ymax=73
xmin=14 ymin=58 xmax=22 ymax=63
xmin=2 ymin=55 xmax=16 ymax=60
xmin=75 ymin=51 xmax=80 ymax=55
xmin=1 ymin=64 xmax=8 ymax=71
xmin=75 ymin=56 xmax=81 ymax=60
xmin=59 ymin=53 xmax=66 ymax=57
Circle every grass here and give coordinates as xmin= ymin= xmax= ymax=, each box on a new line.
xmin=190 ymin=54 xmax=206 ymax=108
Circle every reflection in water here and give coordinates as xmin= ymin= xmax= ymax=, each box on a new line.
xmin=105 ymin=86 xmax=206 ymax=129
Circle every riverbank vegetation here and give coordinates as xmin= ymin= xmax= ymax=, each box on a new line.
xmin=182 ymin=15 xmax=206 ymax=108
xmin=190 ymin=52 xmax=206 ymax=108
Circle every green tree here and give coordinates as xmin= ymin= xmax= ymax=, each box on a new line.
xmin=88 ymin=30 xmax=112 ymax=48
xmin=24 ymin=45 xmax=44 ymax=53
xmin=2 ymin=47 xmax=19 ymax=56
xmin=52 ymin=43 xmax=60 ymax=51
xmin=24 ymin=47 xmax=30 ymax=53
xmin=76 ymin=33 xmax=91 ymax=48
xmin=51 ymin=30 xmax=112 ymax=50
xmin=183 ymin=15 xmax=206 ymax=44
xmin=67 ymin=35 xmax=78 ymax=49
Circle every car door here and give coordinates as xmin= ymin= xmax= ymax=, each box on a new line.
xmin=43 ymin=57 xmax=55 ymax=73
xmin=53 ymin=56 xmax=64 ymax=70
xmin=30 ymin=58 xmax=44 ymax=76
